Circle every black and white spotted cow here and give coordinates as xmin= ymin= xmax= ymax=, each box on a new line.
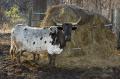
xmin=10 ymin=19 xmax=80 ymax=66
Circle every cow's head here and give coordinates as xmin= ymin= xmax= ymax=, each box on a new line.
xmin=54 ymin=18 xmax=81 ymax=41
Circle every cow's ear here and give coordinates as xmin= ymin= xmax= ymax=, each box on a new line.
xmin=72 ymin=27 xmax=77 ymax=30
xmin=57 ymin=27 xmax=63 ymax=30
xmin=53 ymin=22 xmax=57 ymax=26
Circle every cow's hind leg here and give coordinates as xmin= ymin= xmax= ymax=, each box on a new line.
xmin=52 ymin=54 xmax=56 ymax=67
xmin=32 ymin=54 xmax=40 ymax=61
xmin=48 ymin=54 xmax=56 ymax=67
xmin=33 ymin=53 xmax=36 ymax=61
xmin=48 ymin=54 xmax=52 ymax=65
xmin=37 ymin=54 xmax=40 ymax=60
xmin=10 ymin=46 xmax=16 ymax=60
xmin=16 ymin=51 xmax=22 ymax=64
xmin=10 ymin=47 xmax=14 ymax=59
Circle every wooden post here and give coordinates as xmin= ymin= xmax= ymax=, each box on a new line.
xmin=112 ymin=8 xmax=120 ymax=36
xmin=112 ymin=8 xmax=120 ymax=49
xmin=28 ymin=7 xmax=32 ymax=26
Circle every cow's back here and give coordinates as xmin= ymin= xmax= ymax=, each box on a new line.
xmin=11 ymin=25 xmax=50 ymax=52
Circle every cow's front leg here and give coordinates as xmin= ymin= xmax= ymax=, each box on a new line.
xmin=33 ymin=53 xmax=36 ymax=61
xmin=48 ymin=54 xmax=56 ymax=67
xmin=48 ymin=54 xmax=52 ymax=65
xmin=52 ymin=54 xmax=56 ymax=67
xmin=16 ymin=51 xmax=21 ymax=64
xmin=36 ymin=54 xmax=40 ymax=60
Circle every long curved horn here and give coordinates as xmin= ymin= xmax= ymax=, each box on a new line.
xmin=56 ymin=23 xmax=63 ymax=26
xmin=53 ymin=18 xmax=63 ymax=26
xmin=72 ymin=17 xmax=81 ymax=25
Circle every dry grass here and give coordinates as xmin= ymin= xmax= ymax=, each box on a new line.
xmin=0 ymin=5 xmax=120 ymax=79
xmin=55 ymin=24 xmax=118 ymax=68
xmin=41 ymin=4 xmax=86 ymax=27
xmin=1 ymin=5 xmax=120 ymax=79
xmin=41 ymin=4 xmax=110 ymax=27
xmin=0 ymin=23 xmax=11 ymax=33
xmin=0 ymin=4 xmax=120 ymax=68
xmin=40 ymin=4 xmax=120 ymax=68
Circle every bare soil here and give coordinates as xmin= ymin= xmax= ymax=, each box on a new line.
xmin=0 ymin=33 xmax=120 ymax=79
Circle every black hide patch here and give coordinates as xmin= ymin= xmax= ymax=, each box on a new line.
xmin=49 ymin=31 xmax=58 ymax=45
xmin=58 ymin=30 xmax=66 ymax=48
xmin=44 ymin=41 xmax=47 ymax=43
xmin=49 ymin=30 xmax=66 ymax=49
xmin=24 ymin=28 xmax=27 ymax=30
xmin=33 ymin=42 xmax=35 ymax=45
xmin=50 ymin=28 xmax=52 ymax=31
xmin=40 ymin=37 xmax=43 ymax=40
xmin=27 ymin=40 xmax=28 ymax=43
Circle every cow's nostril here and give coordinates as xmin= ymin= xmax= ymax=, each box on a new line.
xmin=65 ymin=36 xmax=68 ymax=40
xmin=65 ymin=36 xmax=71 ymax=41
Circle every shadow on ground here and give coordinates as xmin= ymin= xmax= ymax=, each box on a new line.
xmin=0 ymin=33 xmax=120 ymax=79
xmin=0 ymin=60 xmax=120 ymax=79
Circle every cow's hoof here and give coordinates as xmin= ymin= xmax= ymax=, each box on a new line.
xmin=117 ymin=47 xmax=120 ymax=50
xmin=48 ymin=64 xmax=55 ymax=68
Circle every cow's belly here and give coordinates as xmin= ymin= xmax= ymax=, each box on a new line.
xmin=15 ymin=35 xmax=62 ymax=54
xmin=22 ymin=42 xmax=47 ymax=53
xmin=23 ymin=43 xmax=63 ymax=54
xmin=18 ymin=40 xmax=47 ymax=53
xmin=25 ymin=46 xmax=47 ymax=53
xmin=19 ymin=36 xmax=51 ymax=53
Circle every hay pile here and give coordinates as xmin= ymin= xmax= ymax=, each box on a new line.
xmin=40 ymin=4 xmax=120 ymax=68
xmin=41 ymin=4 xmax=89 ymax=26
xmin=41 ymin=4 xmax=110 ymax=27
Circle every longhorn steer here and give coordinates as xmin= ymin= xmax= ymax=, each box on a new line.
xmin=10 ymin=24 xmax=65 ymax=65
xmin=10 ymin=19 xmax=80 ymax=66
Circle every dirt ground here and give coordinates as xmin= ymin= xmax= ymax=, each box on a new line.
xmin=1 ymin=32 xmax=120 ymax=79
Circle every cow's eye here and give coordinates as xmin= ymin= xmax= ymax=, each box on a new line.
xmin=57 ymin=27 xmax=63 ymax=30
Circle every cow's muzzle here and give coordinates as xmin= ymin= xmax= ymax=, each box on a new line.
xmin=65 ymin=36 xmax=71 ymax=41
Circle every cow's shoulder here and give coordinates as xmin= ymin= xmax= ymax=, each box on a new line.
xmin=48 ymin=26 xmax=58 ymax=33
